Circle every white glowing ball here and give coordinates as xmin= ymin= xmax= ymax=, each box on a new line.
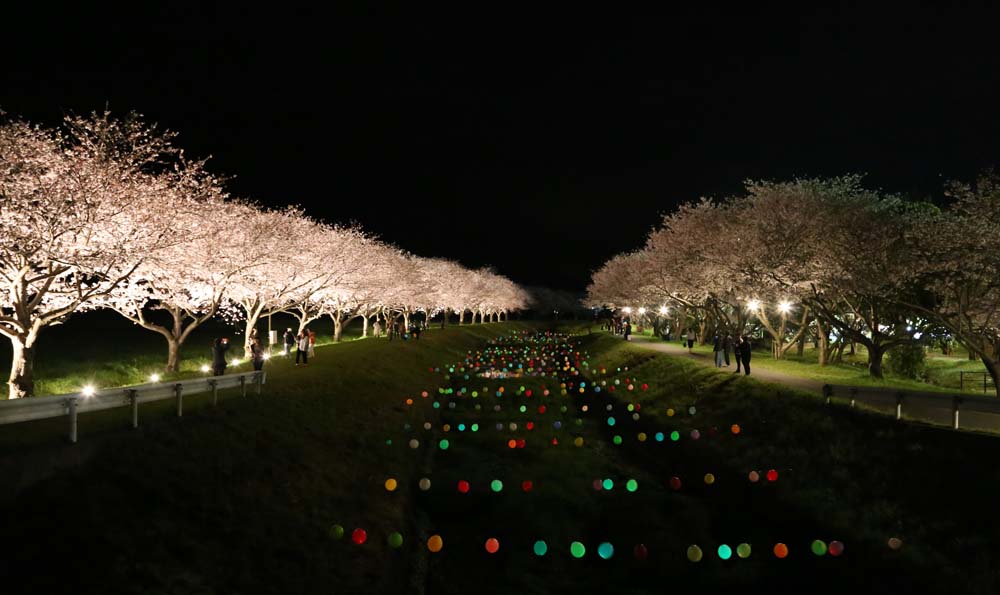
xmin=149 ymin=374 xmax=161 ymax=383
xmin=81 ymin=385 xmax=95 ymax=397
xmin=231 ymin=358 xmax=240 ymax=366
xmin=200 ymin=364 xmax=210 ymax=373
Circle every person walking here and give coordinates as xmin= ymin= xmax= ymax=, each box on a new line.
xmin=412 ymin=323 xmax=422 ymax=340
xmin=733 ymin=336 xmax=743 ymax=374
xmin=250 ymin=339 xmax=265 ymax=372
xmin=211 ymin=337 xmax=230 ymax=376
xmin=723 ymin=334 xmax=732 ymax=366
xmin=686 ymin=329 xmax=696 ymax=353
xmin=373 ymin=319 xmax=382 ymax=338
xmin=283 ymin=328 xmax=295 ymax=355
xmin=308 ymin=329 xmax=316 ymax=358
xmin=295 ymin=332 xmax=309 ymax=366
xmin=712 ymin=335 xmax=724 ymax=367
xmin=740 ymin=336 xmax=752 ymax=376
xmin=623 ymin=319 xmax=632 ymax=341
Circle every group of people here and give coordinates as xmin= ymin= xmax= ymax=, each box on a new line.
xmin=211 ymin=334 xmax=268 ymax=377
xmin=373 ymin=318 xmax=424 ymax=341
xmin=708 ymin=333 xmax=753 ymax=375
xmin=606 ymin=316 xmax=633 ymax=340
xmin=283 ymin=328 xmax=316 ymax=365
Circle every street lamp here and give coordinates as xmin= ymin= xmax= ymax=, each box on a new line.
xmin=623 ymin=307 xmax=632 ymax=314
xmin=149 ymin=373 xmax=161 ymax=383
xmin=777 ymin=301 xmax=792 ymax=314
xmin=746 ymin=299 xmax=761 ymax=312
xmin=81 ymin=385 xmax=95 ymax=397
xmin=638 ymin=307 xmax=647 ymax=315
xmin=659 ymin=306 xmax=668 ymax=315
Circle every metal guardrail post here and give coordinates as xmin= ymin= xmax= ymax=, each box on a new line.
xmin=960 ymin=371 xmax=965 ymax=391
xmin=895 ymin=392 xmax=904 ymax=420
xmin=256 ymin=372 xmax=262 ymax=396
xmin=849 ymin=387 xmax=857 ymax=408
xmin=175 ymin=383 xmax=184 ymax=417
xmin=129 ymin=389 xmax=139 ymax=428
xmin=210 ymin=379 xmax=218 ymax=406
xmin=67 ymin=397 xmax=78 ymax=443
xmin=240 ymin=375 xmax=247 ymax=398
xmin=822 ymin=384 xmax=833 ymax=405
xmin=952 ymin=395 xmax=962 ymax=430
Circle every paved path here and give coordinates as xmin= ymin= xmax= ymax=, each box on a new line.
xmin=626 ymin=335 xmax=1000 ymax=433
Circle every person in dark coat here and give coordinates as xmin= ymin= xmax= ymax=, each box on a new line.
xmin=712 ymin=335 xmax=724 ymax=367
xmin=623 ymin=319 xmax=632 ymax=341
xmin=283 ymin=328 xmax=295 ymax=355
xmin=723 ymin=334 xmax=732 ymax=366
xmin=212 ymin=338 xmax=230 ymax=376
xmin=251 ymin=339 xmax=265 ymax=372
xmin=740 ymin=336 xmax=752 ymax=375
xmin=733 ymin=336 xmax=743 ymax=374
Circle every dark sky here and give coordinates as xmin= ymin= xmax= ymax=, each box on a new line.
xmin=3 ymin=5 xmax=1000 ymax=290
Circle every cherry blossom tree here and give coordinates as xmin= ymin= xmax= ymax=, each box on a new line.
xmin=1 ymin=112 xmax=195 ymax=398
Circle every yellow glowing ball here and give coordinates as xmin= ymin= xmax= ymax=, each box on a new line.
xmin=384 ymin=478 xmax=398 ymax=492
xmin=427 ymin=534 xmax=444 ymax=552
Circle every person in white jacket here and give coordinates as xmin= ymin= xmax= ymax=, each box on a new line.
xmin=295 ymin=332 xmax=310 ymax=366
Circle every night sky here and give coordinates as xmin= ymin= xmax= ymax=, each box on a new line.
xmin=4 ymin=5 xmax=999 ymax=290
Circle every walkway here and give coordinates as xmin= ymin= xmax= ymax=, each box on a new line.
xmin=627 ymin=335 xmax=1000 ymax=433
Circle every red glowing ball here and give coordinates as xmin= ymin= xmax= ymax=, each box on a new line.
xmin=522 ymin=480 xmax=533 ymax=492
xmin=538 ymin=405 xmax=547 ymax=414
xmin=485 ymin=538 xmax=500 ymax=554
xmin=457 ymin=480 xmax=470 ymax=493
xmin=351 ymin=528 xmax=367 ymax=544
xmin=828 ymin=540 xmax=845 ymax=556
xmin=669 ymin=476 xmax=682 ymax=490
xmin=516 ymin=439 xmax=526 ymax=449
xmin=641 ymin=383 xmax=649 ymax=391
xmin=634 ymin=543 xmax=649 ymax=560
xmin=551 ymin=438 xmax=558 ymax=445
xmin=766 ymin=469 xmax=779 ymax=482
xmin=526 ymin=422 xmax=535 ymax=431
xmin=525 ymin=390 xmax=532 ymax=397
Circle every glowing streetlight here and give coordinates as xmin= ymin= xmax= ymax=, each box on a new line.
xmin=231 ymin=358 xmax=241 ymax=367
xmin=262 ymin=353 xmax=271 ymax=360
xmin=777 ymin=301 xmax=792 ymax=314
xmin=638 ymin=307 xmax=647 ymax=315
xmin=81 ymin=385 xmax=95 ymax=397
xmin=149 ymin=373 xmax=161 ymax=383
xmin=200 ymin=364 xmax=210 ymax=373
xmin=746 ymin=299 xmax=761 ymax=312
xmin=659 ymin=306 xmax=668 ymax=315
xmin=623 ymin=307 xmax=632 ymax=314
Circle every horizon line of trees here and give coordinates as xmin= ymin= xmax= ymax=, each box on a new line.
xmin=1 ymin=111 xmax=530 ymax=399
xmin=587 ymin=174 xmax=1000 ymax=386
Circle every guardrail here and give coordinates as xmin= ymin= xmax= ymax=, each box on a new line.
xmin=822 ymin=383 xmax=1000 ymax=430
xmin=959 ymin=370 xmax=995 ymax=394
xmin=0 ymin=371 xmax=265 ymax=443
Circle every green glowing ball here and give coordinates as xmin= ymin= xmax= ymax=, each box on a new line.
xmin=602 ymin=478 xmax=614 ymax=490
xmin=670 ymin=431 xmax=680 ymax=441
xmin=570 ymin=541 xmax=586 ymax=558
xmin=811 ymin=540 xmax=827 ymax=556
xmin=598 ymin=542 xmax=614 ymax=559
xmin=491 ymin=479 xmax=503 ymax=492
xmin=717 ymin=544 xmax=732 ymax=560
xmin=471 ymin=423 xmax=479 ymax=432
xmin=432 ymin=401 xmax=440 ymax=409
xmin=736 ymin=543 xmax=751 ymax=558
xmin=607 ymin=417 xmax=616 ymax=426
xmin=626 ymin=479 xmax=638 ymax=492
xmin=388 ymin=532 xmax=403 ymax=548
xmin=687 ymin=545 xmax=703 ymax=562
xmin=613 ymin=435 xmax=623 ymax=445
xmin=329 ymin=524 xmax=345 ymax=540
xmin=534 ymin=540 xmax=548 ymax=556
xmin=438 ymin=439 xmax=449 ymax=450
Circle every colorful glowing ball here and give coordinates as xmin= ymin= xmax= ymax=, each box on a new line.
xmin=634 ymin=543 xmax=648 ymax=560
xmin=736 ymin=543 xmax=751 ymax=558
xmin=655 ymin=432 xmax=665 ymax=442
xmin=717 ymin=544 xmax=732 ymax=560
xmin=423 ymin=422 xmax=432 ymax=430
xmin=570 ymin=541 xmax=586 ymax=558
xmin=418 ymin=478 xmax=431 ymax=491
xmin=485 ymin=538 xmax=500 ymax=554
xmin=553 ymin=421 xmax=562 ymax=429
xmin=602 ymin=478 xmax=614 ymax=490
xmin=773 ymin=543 xmax=789 ymax=558
xmin=471 ymin=423 xmax=479 ymax=432
xmin=670 ymin=431 xmax=680 ymax=441
xmin=352 ymin=528 xmax=367 ymax=544
xmin=690 ymin=429 xmax=701 ymax=440
xmin=766 ymin=469 xmax=779 ymax=482
xmin=491 ymin=479 xmax=504 ymax=492
xmin=457 ymin=480 xmax=470 ymax=493
xmin=607 ymin=416 xmax=616 ymax=426
xmin=704 ymin=473 xmax=715 ymax=485
xmin=811 ymin=540 xmax=827 ymax=556
xmin=888 ymin=537 xmax=902 ymax=550
xmin=574 ymin=437 xmax=584 ymax=447
xmin=432 ymin=402 xmax=440 ymax=409
xmin=593 ymin=479 xmax=603 ymax=491
xmin=384 ymin=478 xmax=398 ymax=492
xmin=508 ymin=439 xmax=517 ymax=449
xmin=687 ymin=545 xmax=703 ymax=562
xmin=637 ymin=432 xmax=647 ymax=442
xmin=438 ymin=439 xmax=449 ymax=450
xmin=669 ymin=476 xmax=682 ymax=490
xmin=405 ymin=398 xmax=413 ymax=405
xmin=689 ymin=406 xmax=697 ymax=415
xmin=748 ymin=470 xmax=760 ymax=483
xmin=421 ymin=391 xmax=428 ymax=398
xmin=626 ymin=479 xmax=638 ymax=492
xmin=522 ymin=480 xmax=533 ymax=492
xmin=534 ymin=540 xmax=548 ymax=556
xmin=828 ymin=540 xmax=844 ymax=556
xmin=510 ymin=422 xmax=518 ymax=431
xmin=598 ymin=542 xmax=614 ymax=559
xmin=731 ymin=424 xmax=741 ymax=435
xmin=516 ymin=439 xmax=526 ymax=448
xmin=427 ymin=535 xmax=443 ymax=552
xmin=613 ymin=435 xmax=623 ymax=445
xmin=409 ymin=439 xmax=420 ymax=449
xmin=667 ymin=408 xmax=675 ymax=417
xmin=388 ymin=532 xmax=403 ymax=548
xmin=329 ymin=524 xmax=345 ymax=540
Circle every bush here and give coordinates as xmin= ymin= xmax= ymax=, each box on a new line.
xmin=887 ymin=343 xmax=926 ymax=379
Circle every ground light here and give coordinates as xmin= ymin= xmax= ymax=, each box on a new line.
xmin=200 ymin=364 xmax=210 ymax=373
xmin=778 ymin=300 xmax=792 ymax=314
xmin=149 ymin=373 xmax=160 ymax=382
xmin=81 ymin=385 xmax=95 ymax=397
xmin=746 ymin=299 xmax=761 ymax=311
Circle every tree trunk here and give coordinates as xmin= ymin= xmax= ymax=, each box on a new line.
xmin=816 ymin=319 xmax=830 ymax=366
xmin=244 ymin=313 xmax=262 ymax=358
xmin=333 ymin=316 xmax=343 ymax=342
xmin=797 ymin=333 xmax=806 ymax=357
xmin=7 ymin=338 xmax=37 ymax=400
xmin=403 ymin=312 xmax=410 ymax=329
xmin=982 ymin=356 xmax=1000 ymax=395
xmin=459 ymin=309 xmax=465 ymax=325
xmin=166 ymin=337 xmax=181 ymax=373
xmin=362 ymin=315 xmax=369 ymax=337
xmin=868 ymin=343 xmax=887 ymax=379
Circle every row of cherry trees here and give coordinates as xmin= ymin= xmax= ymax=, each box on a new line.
xmin=587 ymin=174 xmax=1000 ymax=385
xmin=1 ymin=112 xmax=529 ymax=399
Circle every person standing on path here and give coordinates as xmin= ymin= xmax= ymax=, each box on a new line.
xmin=712 ymin=335 xmax=724 ymax=367
xmin=723 ymin=334 xmax=732 ymax=366
xmin=250 ymin=339 xmax=265 ymax=372
xmin=733 ymin=336 xmax=743 ymax=374
xmin=740 ymin=335 xmax=752 ymax=375
xmin=308 ymin=329 xmax=316 ymax=358
xmin=295 ymin=332 xmax=309 ymax=365
xmin=373 ymin=320 xmax=382 ymax=338
xmin=623 ymin=319 xmax=632 ymax=341
xmin=686 ymin=329 xmax=696 ymax=352
xmin=283 ymin=328 xmax=295 ymax=355
xmin=212 ymin=337 xmax=230 ymax=376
